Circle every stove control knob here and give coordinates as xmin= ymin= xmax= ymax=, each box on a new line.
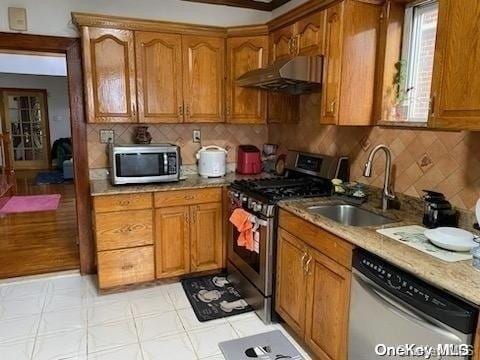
xmin=253 ymin=203 xmax=263 ymax=212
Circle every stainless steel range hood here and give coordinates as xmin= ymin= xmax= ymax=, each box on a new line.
xmin=235 ymin=56 xmax=323 ymax=95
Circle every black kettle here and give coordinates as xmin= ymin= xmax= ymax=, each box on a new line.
xmin=422 ymin=190 xmax=458 ymax=229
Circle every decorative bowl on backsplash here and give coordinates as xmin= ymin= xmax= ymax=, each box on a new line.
xmin=134 ymin=126 xmax=152 ymax=144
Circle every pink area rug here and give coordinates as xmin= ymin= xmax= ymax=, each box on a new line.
xmin=0 ymin=194 xmax=61 ymax=214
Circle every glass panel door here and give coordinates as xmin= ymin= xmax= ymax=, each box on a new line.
xmin=2 ymin=90 xmax=50 ymax=170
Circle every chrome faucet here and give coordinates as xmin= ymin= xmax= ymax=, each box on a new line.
xmin=363 ymin=144 xmax=396 ymax=211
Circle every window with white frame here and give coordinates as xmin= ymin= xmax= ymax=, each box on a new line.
xmin=400 ymin=0 xmax=438 ymax=122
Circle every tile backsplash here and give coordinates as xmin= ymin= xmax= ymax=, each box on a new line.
xmin=269 ymin=94 xmax=480 ymax=211
xmin=87 ymin=123 xmax=268 ymax=169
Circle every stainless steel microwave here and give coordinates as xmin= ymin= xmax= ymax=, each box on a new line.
xmin=109 ymin=144 xmax=180 ymax=185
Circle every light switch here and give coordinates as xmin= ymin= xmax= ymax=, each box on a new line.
xmin=8 ymin=7 xmax=27 ymax=31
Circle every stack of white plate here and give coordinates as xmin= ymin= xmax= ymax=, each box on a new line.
xmin=424 ymin=227 xmax=478 ymax=252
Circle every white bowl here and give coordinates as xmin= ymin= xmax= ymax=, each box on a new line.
xmin=424 ymin=227 xmax=477 ymax=252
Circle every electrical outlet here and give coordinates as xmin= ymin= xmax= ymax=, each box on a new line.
xmin=100 ymin=129 xmax=114 ymax=144
xmin=193 ymin=130 xmax=201 ymax=143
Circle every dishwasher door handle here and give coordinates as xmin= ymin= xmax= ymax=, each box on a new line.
xmin=353 ymin=270 xmax=463 ymax=344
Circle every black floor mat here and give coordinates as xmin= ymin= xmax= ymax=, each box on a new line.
xmin=181 ymin=273 xmax=253 ymax=322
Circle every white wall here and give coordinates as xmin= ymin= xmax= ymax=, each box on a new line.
xmin=0 ymin=53 xmax=67 ymax=76
xmin=0 ymin=0 xmax=271 ymax=37
xmin=0 ymin=73 xmax=71 ymax=146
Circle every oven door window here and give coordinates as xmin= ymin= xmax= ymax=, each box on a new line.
xmin=116 ymin=153 xmax=165 ymax=177
xmin=232 ymin=226 xmax=263 ymax=274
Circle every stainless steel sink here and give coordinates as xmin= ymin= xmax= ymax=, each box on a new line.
xmin=307 ymin=204 xmax=395 ymax=227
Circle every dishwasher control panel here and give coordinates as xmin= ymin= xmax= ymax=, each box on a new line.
xmin=354 ymin=249 xmax=478 ymax=334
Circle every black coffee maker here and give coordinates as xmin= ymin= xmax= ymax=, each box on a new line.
xmin=422 ymin=190 xmax=458 ymax=228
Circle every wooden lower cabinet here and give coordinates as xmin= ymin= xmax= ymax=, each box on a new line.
xmin=305 ymin=248 xmax=351 ymax=360
xmin=190 ymin=202 xmax=223 ymax=272
xmin=276 ymin=229 xmax=308 ymax=337
xmin=95 ymin=209 xmax=153 ymax=251
xmin=97 ymin=246 xmax=155 ymax=288
xmin=155 ymin=206 xmax=191 ymax=278
xmin=276 ymin=211 xmax=353 ymax=360
xmin=154 ymin=196 xmax=224 ymax=279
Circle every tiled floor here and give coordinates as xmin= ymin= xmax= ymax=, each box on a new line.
xmin=0 ymin=273 xmax=311 ymax=360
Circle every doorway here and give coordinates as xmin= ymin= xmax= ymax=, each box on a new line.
xmin=2 ymin=89 xmax=51 ymax=170
xmin=0 ymin=33 xmax=93 ymax=278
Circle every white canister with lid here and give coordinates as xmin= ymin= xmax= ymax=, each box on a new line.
xmin=196 ymin=145 xmax=228 ymax=178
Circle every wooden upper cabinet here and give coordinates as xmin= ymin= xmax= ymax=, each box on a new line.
xmin=321 ymin=2 xmax=344 ymax=125
xmin=226 ymin=36 xmax=268 ymax=124
xmin=275 ymin=229 xmax=308 ymax=337
xmin=135 ymin=32 xmax=184 ymax=123
xmin=155 ymin=206 xmax=191 ymax=278
xmin=82 ymin=27 xmax=137 ymax=123
xmin=190 ymin=202 xmax=223 ymax=272
xmin=270 ymin=24 xmax=295 ymax=63
xmin=182 ymin=36 xmax=225 ymax=123
xmin=296 ymin=10 xmax=327 ymax=56
xmin=321 ymin=0 xmax=381 ymax=125
xmin=305 ymin=248 xmax=351 ymax=360
xmin=430 ymin=0 xmax=480 ymax=130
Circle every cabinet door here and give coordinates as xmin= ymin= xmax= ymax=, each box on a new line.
xmin=275 ymin=229 xmax=308 ymax=337
xmin=82 ymin=27 xmax=137 ymax=123
xmin=267 ymin=93 xmax=299 ymax=124
xmin=190 ymin=202 xmax=223 ymax=272
xmin=270 ymin=25 xmax=295 ymax=62
xmin=430 ymin=0 xmax=480 ymax=129
xmin=182 ymin=36 xmax=225 ymax=123
xmin=296 ymin=10 xmax=327 ymax=56
xmin=135 ymin=32 xmax=183 ymax=123
xmin=226 ymin=36 xmax=268 ymax=124
xmin=155 ymin=206 xmax=190 ymax=278
xmin=305 ymin=248 xmax=351 ymax=360
xmin=321 ymin=2 xmax=344 ymax=125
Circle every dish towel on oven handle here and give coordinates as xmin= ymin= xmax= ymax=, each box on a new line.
xmin=229 ymin=208 xmax=265 ymax=254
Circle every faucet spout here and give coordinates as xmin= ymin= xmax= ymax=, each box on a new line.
xmin=363 ymin=144 xmax=396 ymax=211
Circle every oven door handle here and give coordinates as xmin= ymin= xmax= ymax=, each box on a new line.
xmin=353 ymin=270 xmax=463 ymax=344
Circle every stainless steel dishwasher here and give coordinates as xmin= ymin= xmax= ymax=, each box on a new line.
xmin=348 ymin=249 xmax=478 ymax=360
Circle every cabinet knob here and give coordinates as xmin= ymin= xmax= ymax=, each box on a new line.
xmin=329 ymin=100 xmax=336 ymax=115
xmin=301 ymin=252 xmax=307 ymax=269
xmin=184 ymin=195 xmax=194 ymax=200
xmin=119 ymin=200 xmax=130 ymax=206
xmin=305 ymin=255 xmax=312 ymax=275
xmin=121 ymin=264 xmax=134 ymax=271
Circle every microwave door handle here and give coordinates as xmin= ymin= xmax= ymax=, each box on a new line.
xmin=353 ymin=271 xmax=463 ymax=344
xmin=163 ymin=153 xmax=168 ymax=174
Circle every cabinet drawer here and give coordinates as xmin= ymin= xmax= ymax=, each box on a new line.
xmin=154 ymin=188 xmax=222 ymax=207
xmin=279 ymin=209 xmax=354 ymax=269
xmin=97 ymin=246 xmax=155 ymax=288
xmin=93 ymin=193 xmax=152 ymax=213
xmin=95 ymin=210 xmax=153 ymax=251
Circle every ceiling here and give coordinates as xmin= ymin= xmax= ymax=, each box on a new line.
xmin=181 ymin=0 xmax=293 ymax=11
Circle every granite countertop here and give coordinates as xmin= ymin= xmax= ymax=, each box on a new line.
xmin=279 ymin=191 xmax=480 ymax=306
xmin=90 ymin=172 xmax=272 ymax=196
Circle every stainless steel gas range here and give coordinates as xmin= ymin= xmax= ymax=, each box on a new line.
xmin=226 ymin=151 xmax=349 ymax=323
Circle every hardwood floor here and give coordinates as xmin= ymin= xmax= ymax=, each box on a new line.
xmin=0 ymin=170 xmax=79 ymax=279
